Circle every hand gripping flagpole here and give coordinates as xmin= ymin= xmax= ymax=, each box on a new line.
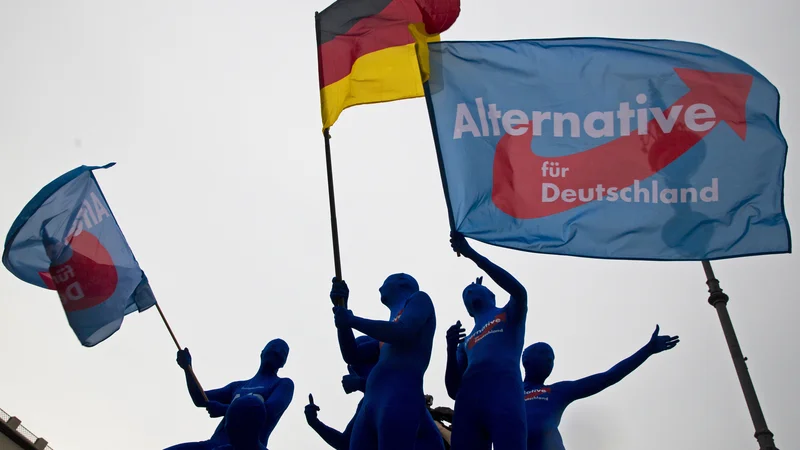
xmin=315 ymin=11 xmax=345 ymax=307
xmin=156 ymin=303 xmax=209 ymax=403
xmin=702 ymin=260 xmax=777 ymax=449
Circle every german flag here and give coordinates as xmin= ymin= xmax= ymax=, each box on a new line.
xmin=316 ymin=0 xmax=460 ymax=129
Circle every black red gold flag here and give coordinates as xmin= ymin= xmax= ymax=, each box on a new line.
xmin=316 ymin=0 xmax=460 ymax=129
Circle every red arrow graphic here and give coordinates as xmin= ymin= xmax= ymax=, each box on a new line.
xmin=491 ymin=68 xmax=753 ymax=219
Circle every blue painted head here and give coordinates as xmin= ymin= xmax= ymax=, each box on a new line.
xmin=260 ymin=338 xmax=289 ymax=372
xmin=379 ymin=273 xmax=419 ymax=307
xmin=522 ymin=342 xmax=555 ymax=384
xmin=462 ymin=276 xmax=496 ymax=317
xmin=225 ymin=394 xmax=266 ymax=448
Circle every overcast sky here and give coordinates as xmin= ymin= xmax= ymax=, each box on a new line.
xmin=0 ymin=1 xmax=797 ymax=449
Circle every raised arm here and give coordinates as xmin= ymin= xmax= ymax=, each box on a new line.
xmin=557 ymin=325 xmax=679 ymax=403
xmin=176 ymin=348 xmax=235 ymax=407
xmin=450 ymin=231 xmax=527 ymax=321
xmin=444 ymin=321 xmax=468 ymax=400
xmin=336 ymin=326 xmax=380 ymax=366
xmin=331 ymin=279 xmax=380 ymax=365
xmin=335 ymin=292 xmax=433 ymax=345
xmin=305 ymin=394 xmax=349 ymax=450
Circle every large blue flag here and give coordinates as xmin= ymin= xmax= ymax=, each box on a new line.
xmin=3 ymin=163 xmax=156 ymax=346
xmin=423 ymin=38 xmax=790 ymax=260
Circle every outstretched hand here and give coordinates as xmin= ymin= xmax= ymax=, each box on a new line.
xmin=647 ymin=325 xmax=680 ymax=354
xmin=450 ymin=231 xmax=477 ymax=259
xmin=332 ymin=306 xmax=354 ymax=329
xmin=446 ymin=321 xmax=466 ymax=350
xmin=304 ymin=394 xmax=320 ymax=424
xmin=330 ymin=278 xmax=349 ymax=307
xmin=176 ymin=348 xmax=192 ymax=369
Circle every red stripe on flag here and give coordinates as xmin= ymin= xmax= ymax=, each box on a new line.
xmin=319 ymin=0 xmax=424 ymax=87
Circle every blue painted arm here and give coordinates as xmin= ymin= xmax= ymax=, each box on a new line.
xmin=337 ymin=327 xmax=380 ymax=366
xmin=305 ymin=394 xmax=353 ymax=450
xmin=444 ymin=321 xmax=467 ymax=400
xmin=450 ymin=232 xmax=527 ymax=321
xmin=558 ymin=325 xmax=680 ymax=402
xmin=185 ymin=373 xmax=209 ymax=407
xmin=341 ymin=412 xmax=356 ymax=445
xmin=203 ymin=382 xmax=248 ymax=418
xmin=176 ymin=348 xmax=234 ymax=407
xmin=331 ymin=278 xmax=379 ymax=365
xmin=264 ymin=379 xmax=294 ymax=424
xmin=308 ymin=418 xmax=348 ymax=450
xmin=445 ymin=345 xmax=468 ymax=400
xmin=346 ymin=292 xmax=433 ymax=345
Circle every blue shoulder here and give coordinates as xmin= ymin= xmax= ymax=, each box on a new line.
xmin=409 ymin=291 xmax=433 ymax=308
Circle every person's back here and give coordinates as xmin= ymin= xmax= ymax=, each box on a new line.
xmin=366 ymin=290 xmax=436 ymax=395
xmin=523 ymin=383 xmax=569 ymax=450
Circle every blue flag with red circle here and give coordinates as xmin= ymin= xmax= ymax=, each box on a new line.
xmin=2 ymin=163 xmax=156 ymax=346
xmin=423 ymin=38 xmax=791 ymax=260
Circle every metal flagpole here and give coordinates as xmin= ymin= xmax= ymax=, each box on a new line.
xmin=701 ymin=260 xmax=778 ymax=449
xmin=322 ymin=126 xmax=344 ymax=288
xmin=315 ymin=11 xmax=345 ymax=307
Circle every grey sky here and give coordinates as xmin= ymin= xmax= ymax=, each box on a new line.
xmin=0 ymin=1 xmax=797 ymax=449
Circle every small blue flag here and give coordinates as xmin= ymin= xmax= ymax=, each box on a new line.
xmin=3 ymin=163 xmax=156 ymax=346
xmin=423 ymin=38 xmax=791 ymax=260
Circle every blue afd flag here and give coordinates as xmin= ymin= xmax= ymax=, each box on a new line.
xmin=3 ymin=163 xmax=156 ymax=346
xmin=423 ymin=38 xmax=790 ymax=260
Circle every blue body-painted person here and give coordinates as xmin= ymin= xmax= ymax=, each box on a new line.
xmin=445 ymin=231 xmax=528 ymax=450
xmin=211 ymin=395 xmax=269 ymax=450
xmin=522 ymin=327 xmax=679 ymax=450
xmin=304 ymin=336 xmax=374 ymax=450
xmin=306 ymin=333 xmax=446 ymax=450
xmin=166 ymin=339 xmax=294 ymax=450
xmin=331 ymin=274 xmax=444 ymax=450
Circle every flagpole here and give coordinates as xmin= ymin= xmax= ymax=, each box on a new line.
xmin=156 ymin=303 xmax=209 ymax=403
xmin=702 ymin=260 xmax=777 ymax=449
xmin=315 ymin=11 xmax=345 ymax=306
xmin=322 ymin=127 xmax=343 ymax=284
xmin=421 ymin=76 xmax=458 ymax=257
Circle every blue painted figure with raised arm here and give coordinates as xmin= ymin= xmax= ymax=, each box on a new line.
xmin=304 ymin=336 xmax=374 ymax=450
xmin=331 ymin=274 xmax=444 ymax=450
xmin=445 ymin=231 xmax=528 ymax=450
xmin=166 ymin=339 xmax=294 ymax=450
xmin=522 ymin=326 xmax=679 ymax=450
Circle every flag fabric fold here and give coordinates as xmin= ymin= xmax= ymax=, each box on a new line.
xmin=316 ymin=0 xmax=460 ymax=129
xmin=422 ymin=38 xmax=790 ymax=261
xmin=3 ymin=163 xmax=156 ymax=346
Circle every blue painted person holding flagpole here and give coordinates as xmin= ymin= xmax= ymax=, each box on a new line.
xmin=445 ymin=231 xmax=528 ymax=450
